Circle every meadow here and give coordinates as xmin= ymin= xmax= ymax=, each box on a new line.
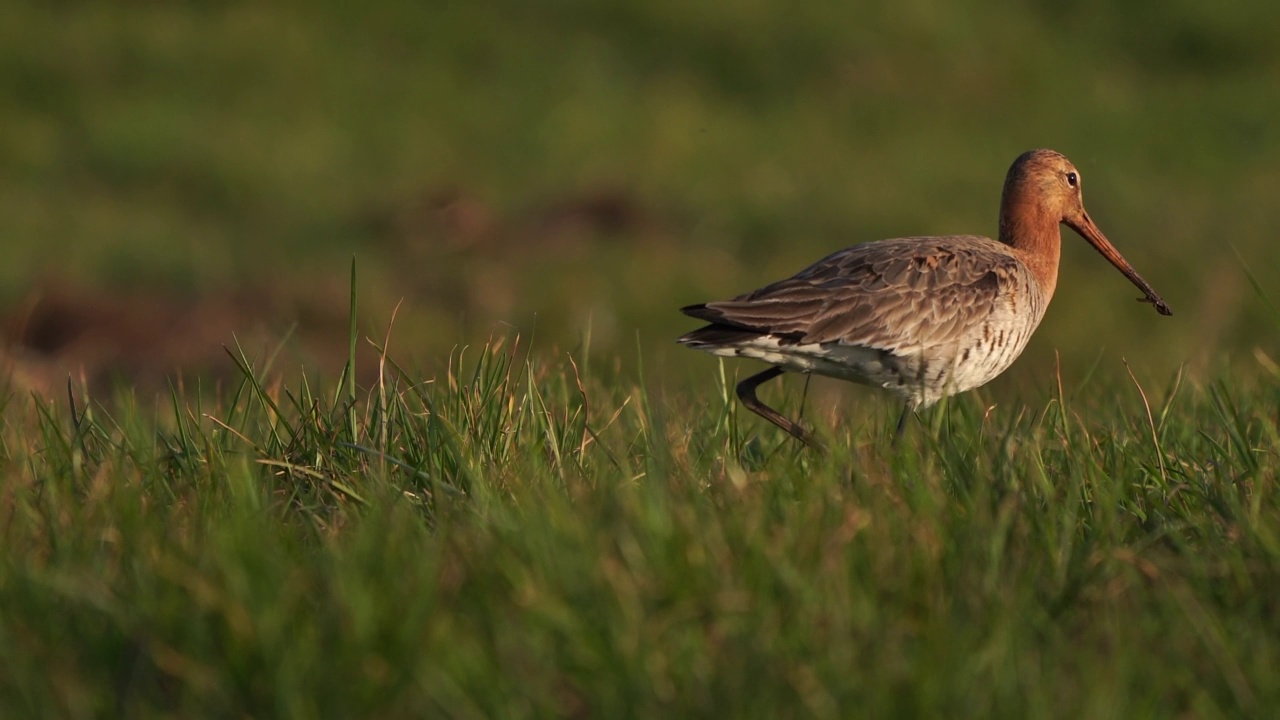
xmin=5 ymin=329 xmax=1280 ymax=717
xmin=4 ymin=0 xmax=1280 ymax=717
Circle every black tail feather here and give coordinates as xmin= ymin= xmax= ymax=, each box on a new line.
xmin=677 ymin=323 xmax=769 ymax=348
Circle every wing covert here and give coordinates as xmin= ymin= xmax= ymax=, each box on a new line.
xmin=695 ymin=236 xmax=1022 ymax=351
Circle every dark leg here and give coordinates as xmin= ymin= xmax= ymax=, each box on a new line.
xmin=892 ymin=404 xmax=911 ymax=447
xmin=736 ymin=367 xmax=821 ymax=450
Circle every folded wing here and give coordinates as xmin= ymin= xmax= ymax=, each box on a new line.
xmin=681 ymin=236 xmax=1022 ymax=353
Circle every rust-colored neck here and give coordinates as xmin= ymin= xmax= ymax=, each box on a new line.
xmin=998 ymin=180 xmax=1061 ymax=301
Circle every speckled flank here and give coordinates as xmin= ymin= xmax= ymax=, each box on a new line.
xmin=678 ymin=149 xmax=1172 ymax=443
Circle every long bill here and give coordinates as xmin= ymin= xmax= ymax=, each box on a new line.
xmin=1067 ymin=213 xmax=1173 ymax=316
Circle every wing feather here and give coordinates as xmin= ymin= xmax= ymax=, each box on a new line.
xmin=686 ymin=236 xmax=1023 ymax=351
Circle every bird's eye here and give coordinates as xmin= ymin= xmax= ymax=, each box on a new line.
xmin=1066 ymin=171 xmax=1078 ymax=187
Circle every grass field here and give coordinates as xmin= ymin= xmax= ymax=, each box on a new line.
xmin=4 ymin=327 xmax=1280 ymax=717
xmin=5 ymin=0 xmax=1280 ymax=381
xmin=5 ymin=0 xmax=1280 ymax=717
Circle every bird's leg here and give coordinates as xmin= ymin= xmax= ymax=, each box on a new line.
xmin=736 ymin=368 xmax=821 ymax=450
xmin=891 ymin=404 xmax=912 ymax=448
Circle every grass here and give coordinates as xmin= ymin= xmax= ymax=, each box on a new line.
xmin=3 ymin=311 xmax=1280 ymax=717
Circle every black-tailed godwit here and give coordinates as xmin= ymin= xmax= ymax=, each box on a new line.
xmin=678 ymin=149 xmax=1173 ymax=447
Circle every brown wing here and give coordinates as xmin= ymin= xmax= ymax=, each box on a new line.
xmin=682 ymin=236 xmax=1024 ymax=351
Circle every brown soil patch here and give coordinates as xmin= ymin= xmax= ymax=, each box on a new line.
xmin=1 ymin=281 xmax=372 ymax=399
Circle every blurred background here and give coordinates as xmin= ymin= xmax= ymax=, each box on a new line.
xmin=2 ymin=0 xmax=1278 ymax=405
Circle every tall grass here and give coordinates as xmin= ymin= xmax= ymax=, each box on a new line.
xmin=2 ymin=320 xmax=1280 ymax=717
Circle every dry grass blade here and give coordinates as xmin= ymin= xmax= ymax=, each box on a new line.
xmin=1124 ymin=358 xmax=1167 ymax=484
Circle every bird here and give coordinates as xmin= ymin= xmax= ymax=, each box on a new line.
xmin=678 ymin=149 xmax=1172 ymax=448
